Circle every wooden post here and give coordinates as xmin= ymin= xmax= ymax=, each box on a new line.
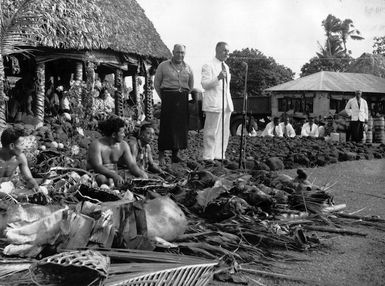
xmin=0 ymin=56 xmax=6 ymax=126
xmin=35 ymin=63 xmax=45 ymax=124
xmin=84 ymin=61 xmax=96 ymax=115
xmin=0 ymin=3 xmax=5 ymax=126
xmin=131 ymin=75 xmax=138 ymax=119
xmin=75 ymin=61 xmax=83 ymax=82
xmin=115 ymin=69 xmax=124 ymax=117
xmin=144 ymin=71 xmax=153 ymax=120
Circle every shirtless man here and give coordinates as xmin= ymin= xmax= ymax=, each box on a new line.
xmin=0 ymin=127 xmax=40 ymax=190
xmin=128 ymin=123 xmax=163 ymax=174
xmin=87 ymin=116 xmax=147 ymax=187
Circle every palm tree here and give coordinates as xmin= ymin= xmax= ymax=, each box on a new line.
xmin=321 ymin=14 xmax=342 ymax=56
xmin=317 ymin=36 xmax=345 ymax=58
xmin=339 ymin=19 xmax=364 ymax=53
xmin=0 ymin=0 xmax=47 ymax=125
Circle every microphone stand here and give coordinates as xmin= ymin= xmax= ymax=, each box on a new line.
xmin=221 ymin=71 xmax=225 ymax=167
xmin=238 ymin=63 xmax=248 ymax=169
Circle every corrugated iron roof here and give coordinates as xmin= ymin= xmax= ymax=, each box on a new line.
xmin=265 ymin=71 xmax=385 ymax=93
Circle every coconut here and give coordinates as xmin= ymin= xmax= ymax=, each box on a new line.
xmin=50 ymin=141 xmax=58 ymax=148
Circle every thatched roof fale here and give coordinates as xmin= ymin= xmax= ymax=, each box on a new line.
xmin=5 ymin=0 xmax=171 ymax=61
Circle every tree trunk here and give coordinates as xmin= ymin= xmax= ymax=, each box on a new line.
xmin=144 ymin=72 xmax=153 ymax=120
xmin=35 ymin=63 xmax=45 ymax=123
xmin=114 ymin=69 xmax=123 ymax=117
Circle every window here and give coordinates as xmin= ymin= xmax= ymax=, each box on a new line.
xmin=330 ymin=98 xmax=348 ymax=113
xmin=278 ymin=96 xmax=313 ymax=113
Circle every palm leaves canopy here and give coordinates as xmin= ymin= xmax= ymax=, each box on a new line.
xmin=321 ymin=14 xmax=364 ymax=55
xmin=322 ymin=14 xmax=341 ymax=38
xmin=317 ymin=36 xmax=345 ymax=58
xmin=339 ymin=19 xmax=364 ymax=52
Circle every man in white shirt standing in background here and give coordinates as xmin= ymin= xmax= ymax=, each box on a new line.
xmin=344 ymin=90 xmax=368 ymax=143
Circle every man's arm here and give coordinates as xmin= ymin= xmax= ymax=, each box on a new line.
xmin=154 ymin=64 xmax=163 ymax=98
xmin=288 ymin=124 xmax=296 ymax=137
xmin=128 ymin=139 xmax=138 ymax=159
xmin=18 ymin=153 xmax=39 ymax=190
xmin=314 ymin=126 xmax=319 ymax=137
xmin=121 ymin=142 xmax=148 ymax=178
xmin=201 ymin=64 xmax=219 ymax=90
xmin=345 ymin=99 xmax=352 ymax=117
xmin=147 ymin=146 xmax=163 ymax=174
xmin=88 ymin=140 xmax=120 ymax=181
xmin=262 ymin=123 xmax=274 ymax=137
xmin=301 ymin=124 xmax=308 ymax=137
xmin=276 ymin=126 xmax=283 ymax=137
xmin=188 ymin=65 xmax=194 ymax=91
xmin=364 ymin=100 xmax=369 ymax=122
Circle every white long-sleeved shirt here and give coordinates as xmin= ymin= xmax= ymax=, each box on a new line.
xmin=201 ymin=58 xmax=233 ymax=113
xmin=301 ymin=122 xmax=319 ymax=137
xmin=279 ymin=122 xmax=296 ymax=138
xmin=344 ymin=97 xmax=368 ymax=122
xmin=262 ymin=122 xmax=283 ymax=137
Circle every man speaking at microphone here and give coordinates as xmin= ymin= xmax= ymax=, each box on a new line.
xmin=201 ymin=42 xmax=233 ymax=164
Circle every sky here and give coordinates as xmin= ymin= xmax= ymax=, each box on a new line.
xmin=136 ymin=0 xmax=385 ymax=87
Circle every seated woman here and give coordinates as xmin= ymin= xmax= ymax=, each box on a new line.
xmin=128 ymin=123 xmax=163 ymax=175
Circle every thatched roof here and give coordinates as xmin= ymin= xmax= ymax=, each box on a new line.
xmin=5 ymin=0 xmax=171 ymax=61
xmin=346 ymin=53 xmax=385 ymax=78
xmin=265 ymin=71 xmax=385 ymax=94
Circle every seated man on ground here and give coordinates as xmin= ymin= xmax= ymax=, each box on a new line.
xmin=279 ymin=116 xmax=296 ymax=138
xmin=301 ymin=116 xmax=319 ymax=138
xmin=128 ymin=123 xmax=164 ymax=175
xmin=262 ymin=117 xmax=283 ymax=137
xmin=0 ymin=127 xmax=40 ymax=190
xmin=87 ymin=116 xmax=148 ymax=187
xmin=321 ymin=115 xmax=337 ymax=138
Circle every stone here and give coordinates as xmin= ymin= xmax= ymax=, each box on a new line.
xmin=266 ymin=157 xmax=285 ymax=171
xmin=254 ymin=160 xmax=270 ymax=171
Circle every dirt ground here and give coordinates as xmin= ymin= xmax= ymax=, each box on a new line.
xmin=211 ymin=159 xmax=385 ymax=286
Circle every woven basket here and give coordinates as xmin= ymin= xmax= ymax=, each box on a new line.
xmin=105 ymin=262 xmax=217 ymax=286
xmin=29 ymin=250 xmax=110 ymax=286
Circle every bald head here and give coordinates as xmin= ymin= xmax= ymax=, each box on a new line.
xmin=173 ymin=44 xmax=186 ymax=51
xmin=172 ymin=44 xmax=186 ymax=64
xmin=215 ymin=42 xmax=230 ymax=62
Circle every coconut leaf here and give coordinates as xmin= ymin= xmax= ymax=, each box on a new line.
xmin=196 ymin=186 xmax=228 ymax=211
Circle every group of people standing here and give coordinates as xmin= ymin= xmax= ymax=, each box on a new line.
xmin=153 ymin=42 xmax=370 ymax=167
xmin=155 ymin=42 xmax=232 ymax=166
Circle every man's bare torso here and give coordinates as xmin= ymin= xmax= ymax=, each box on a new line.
xmin=99 ymin=137 xmax=126 ymax=164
